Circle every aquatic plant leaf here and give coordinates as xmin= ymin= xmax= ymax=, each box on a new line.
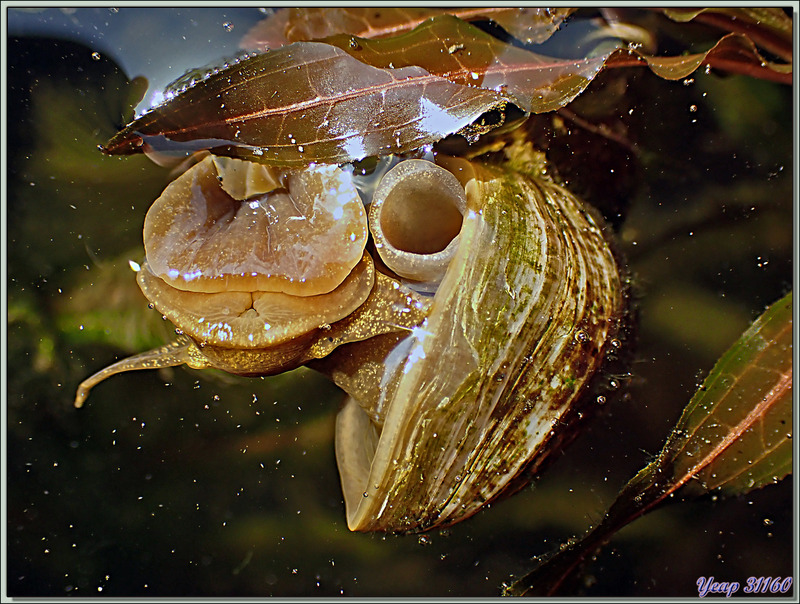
xmin=607 ymin=32 xmax=792 ymax=84
xmin=504 ymin=291 xmax=793 ymax=596
xmin=243 ymin=8 xmax=455 ymax=48
xmin=482 ymin=8 xmax=575 ymax=45
xmin=322 ymin=15 xmax=610 ymax=114
xmin=661 ymin=7 xmax=792 ymax=61
xmin=103 ymin=16 xmax=611 ymax=167
xmin=103 ymin=16 xmax=789 ymax=169
xmin=241 ymin=7 xmax=573 ymax=49
xmin=102 ymin=42 xmax=505 ymax=167
xmin=673 ymin=291 xmax=792 ymax=496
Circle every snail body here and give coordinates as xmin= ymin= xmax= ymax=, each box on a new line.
xmin=75 ymin=139 xmax=626 ymax=532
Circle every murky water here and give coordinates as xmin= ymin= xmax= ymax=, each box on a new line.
xmin=6 ymin=7 xmax=793 ymax=597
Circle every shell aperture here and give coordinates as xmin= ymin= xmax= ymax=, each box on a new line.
xmin=368 ymin=159 xmax=467 ymax=285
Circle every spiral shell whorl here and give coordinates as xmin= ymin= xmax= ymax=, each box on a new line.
xmin=336 ymin=161 xmax=624 ymax=532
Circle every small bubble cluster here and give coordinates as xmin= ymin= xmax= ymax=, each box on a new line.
xmin=161 ymin=51 xmax=262 ymax=100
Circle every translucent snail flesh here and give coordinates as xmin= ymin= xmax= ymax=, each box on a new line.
xmin=75 ymin=141 xmax=627 ymax=533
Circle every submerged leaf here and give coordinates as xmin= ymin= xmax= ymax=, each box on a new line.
xmin=671 ymin=291 xmax=792 ymax=496
xmin=56 ymin=253 xmax=173 ymax=353
xmin=7 ymin=36 xmax=169 ymax=281
xmin=607 ymin=32 xmax=792 ymax=84
xmin=243 ymin=7 xmax=455 ymax=48
xmin=483 ymin=7 xmax=575 ymax=45
xmin=661 ymin=7 xmax=792 ymax=62
xmin=103 ymin=14 xmax=790 ymax=168
xmin=102 ymin=40 xmax=506 ymax=167
xmin=241 ymin=7 xmax=573 ymax=49
xmin=322 ymin=15 xmax=611 ymax=115
xmin=103 ymin=16 xmax=611 ymax=167
xmin=505 ymin=291 xmax=793 ymax=596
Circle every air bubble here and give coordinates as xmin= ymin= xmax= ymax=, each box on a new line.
xmin=91 ymin=51 xmax=101 ymax=61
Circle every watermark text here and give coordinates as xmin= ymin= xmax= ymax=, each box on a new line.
xmin=697 ymin=576 xmax=792 ymax=597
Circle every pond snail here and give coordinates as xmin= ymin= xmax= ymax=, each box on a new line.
xmin=75 ymin=34 xmax=629 ymax=531
xmin=74 ymin=136 xmax=628 ymax=533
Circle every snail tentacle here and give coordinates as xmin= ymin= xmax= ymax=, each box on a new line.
xmin=74 ymin=336 xmax=208 ymax=408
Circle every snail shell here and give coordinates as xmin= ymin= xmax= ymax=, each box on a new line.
xmin=75 ymin=141 xmax=626 ymax=533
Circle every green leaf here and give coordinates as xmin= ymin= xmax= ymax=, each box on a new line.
xmin=7 ymin=37 xmax=170 ymax=282
xmin=55 ymin=253 xmax=176 ymax=353
xmin=505 ymin=291 xmax=793 ymax=596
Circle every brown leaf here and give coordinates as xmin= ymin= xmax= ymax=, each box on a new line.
xmin=240 ymin=7 xmax=573 ymax=49
xmin=662 ymin=7 xmax=792 ymax=62
xmin=606 ymin=32 xmax=792 ymax=85
xmin=102 ymin=40 xmax=506 ymax=167
xmin=104 ymin=16 xmax=791 ymax=169
xmin=321 ymin=15 xmax=609 ymax=114
xmin=103 ymin=16 xmax=611 ymax=166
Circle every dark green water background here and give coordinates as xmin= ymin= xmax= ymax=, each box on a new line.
xmin=5 ymin=7 xmax=794 ymax=597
